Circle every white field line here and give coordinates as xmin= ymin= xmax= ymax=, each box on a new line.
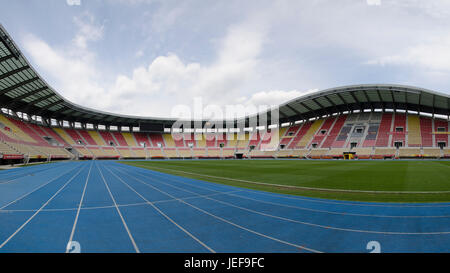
xmin=116 ymin=165 xmax=450 ymax=235
xmin=114 ymin=165 xmax=450 ymax=219
xmin=128 ymin=163 xmax=450 ymax=194
xmin=120 ymin=164 xmax=450 ymax=208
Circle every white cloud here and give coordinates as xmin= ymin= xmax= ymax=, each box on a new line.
xmin=23 ymin=0 xmax=450 ymax=119
xmin=366 ymin=0 xmax=381 ymax=6
xmin=22 ymin=13 xmax=106 ymax=108
xmin=239 ymin=89 xmax=318 ymax=108
xmin=367 ymin=37 xmax=450 ymax=72
xmin=72 ymin=13 xmax=104 ymax=50
xmin=22 ymin=14 xmax=297 ymax=118
xmin=66 ymin=0 xmax=81 ymax=6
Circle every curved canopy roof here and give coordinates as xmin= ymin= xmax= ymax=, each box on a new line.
xmin=1 ymin=24 xmax=449 ymax=130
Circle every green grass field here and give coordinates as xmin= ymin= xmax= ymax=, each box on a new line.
xmin=121 ymin=159 xmax=450 ymax=203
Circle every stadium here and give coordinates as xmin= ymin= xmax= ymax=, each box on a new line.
xmin=1 ymin=9 xmax=450 ymax=254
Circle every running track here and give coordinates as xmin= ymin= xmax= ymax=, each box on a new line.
xmin=0 ymin=160 xmax=449 ymax=253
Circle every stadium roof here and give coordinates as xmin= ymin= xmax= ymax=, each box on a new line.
xmin=1 ymin=24 xmax=450 ymax=130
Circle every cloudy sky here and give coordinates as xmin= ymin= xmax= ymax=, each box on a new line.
xmin=1 ymin=0 xmax=450 ymax=118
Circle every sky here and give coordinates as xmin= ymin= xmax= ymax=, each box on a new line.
xmin=1 ymin=0 xmax=450 ymax=118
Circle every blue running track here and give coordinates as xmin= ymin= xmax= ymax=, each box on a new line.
xmin=0 ymin=160 xmax=449 ymax=253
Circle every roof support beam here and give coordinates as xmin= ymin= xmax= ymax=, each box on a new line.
xmin=0 ymin=76 xmax=39 ymax=95
xmin=0 ymin=33 xmax=20 ymax=59
xmin=0 ymin=65 xmax=30 ymax=81
xmin=418 ymin=92 xmax=422 ymax=114
xmin=376 ymin=90 xmax=384 ymax=110
xmin=362 ymin=90 xmax=374 ymax=111
xmin=9 ymin=86 xmax=48 ymax=102
xmin=285 ymin=104 xmax=306 ymax=122
xmin=323 ymin=95 xmax=340 ymax=115
xmin=0 ymin=54 xmax=14 ymax=63
xmin=29 ymin=93 xmax=56 ymax=105
xmin=390 ymin=89 xmax=396 ymax=112
xmin=336 ymin=93 xmax=351 ymax=112
xmin=34 ymin=100 xmax=63 ymax=115
xmin=300 ymin=102 xmax=320 ymax=119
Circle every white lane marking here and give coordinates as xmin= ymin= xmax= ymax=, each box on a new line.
xmin=124 ymin=163 xmax=450 ymax=208
xmin=0 ymin=164 xmax=83 ymax=210
xmin=111 ymin=165 xmax=320 ymax=253
xmin=66 ymin=161 xmax=94 ymax=253
xmin=0 ymin=165 xmax=86 ymax=249
xmin=104 ymin=163 xmax=215 ymax=253
xmin=0 ymin=190 xmax=243 ymax=213
xmin=116 ymin=165 xmax=450 ymax=219
xmin=0 ymin=163 xmax=69 ymax=185
xmin=117 ymin=165 xmax=450 ymax=235
xmin=96 ymin=162 xmax=140 ymax=253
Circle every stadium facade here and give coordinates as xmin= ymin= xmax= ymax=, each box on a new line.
xmin=1 ymin=24 xmax=450 ymax=163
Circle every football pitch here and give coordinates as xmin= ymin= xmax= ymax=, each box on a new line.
xmin=122 ymin=159 xmax=450 ymax=203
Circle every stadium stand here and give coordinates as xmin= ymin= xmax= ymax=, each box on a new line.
xmin=207 ymin=148 xmax=221 ymax=158
xmin=222 ymin=148 xmax=235 ymax=158
xmin=398 ymin=148 xmax=422 ymax=158
xmin=148 ymin=148 xmax=164 ymax=158
xmin=292 ymin=149 xmax=309 ymax=158
xmin=204 ymin=134 xmax=216 ymax=147
xmin=391 ymin=113 xmax=406 ymax=147
xmin=420 ymin=117 xmax=433 ymax=147
xmin=236 ymin=133 xmax=250 ymax=150
xmin=407 ymin=115 xmax=422 ymax=147
xmin=373 ymin=148 xmax=396 ymax=159
xmin=434 ymin=119 xmax=448 ymax=147
xmin=53 ymin=128 xmax=76 ymax=145
xmin=217 ymin=134 xmax=228 ymax=147
xmin=88 ymin=131 xmax=106 ymax=146
xmin=422 ymin=148 xmax=441 ymax=158
xmin=279 ymin=125 xmax=300 ymax=148
xmin=193 ymin=148 xmax=206 ymax=158
xmin=184 ymin=134 xmax=196 ymax=148
xmin=122 ymin=132 xmax=138 ymax=147
xmin=308 ymin=149 xmax=328 ymax=159
xmin=353 ymin=147 xmax=373 ymax=159
xmin=309 ymin=117 xmax=335 ymax=148
xmin=3 ymin=23 xmax=450 ymax=164
xmin=375 ymin=113 xmax=393 ymax=147
xmin=78 ymin=130 xmax=97 ymax=146
xmin=362 ymin=124 xmax=379 ymax=147
xmin=178 ymin=148 xmax=192 ymax=158
xmin=443 ymin=148 xmax=450 ymax=158
xmin=1 ymin=110 xmax=450 ymax=162
xmin=276 ymin=149 xmax=296 ymax=158
xmin=134 ymin=132 xmax=151 ymax=147
xmin=112 ymin=132 xmax=128 ymax=146
xmin=297 ymin=119 xmax=324 ymax=148
xmin=259 ymin=129 xmax=279 ymax=150
xmin=164 ymin=148 xmax=178 ymax=158
xmin=249 ymin=149 xmax=276 ymax=158
xmin=326 ymin=148 xmax=347 ymax=158
xmin=99 ymin=131 xmax=117 ymax=146
xmin=117 ymin=147 xmax=134 ymax=158
xmin=321 ymin=115 xmax=347 ymax=148
xmin=162 ymin=133 xmax=176 ymax=147
xmin=226 ymin=133 xmax=238 ymax=148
